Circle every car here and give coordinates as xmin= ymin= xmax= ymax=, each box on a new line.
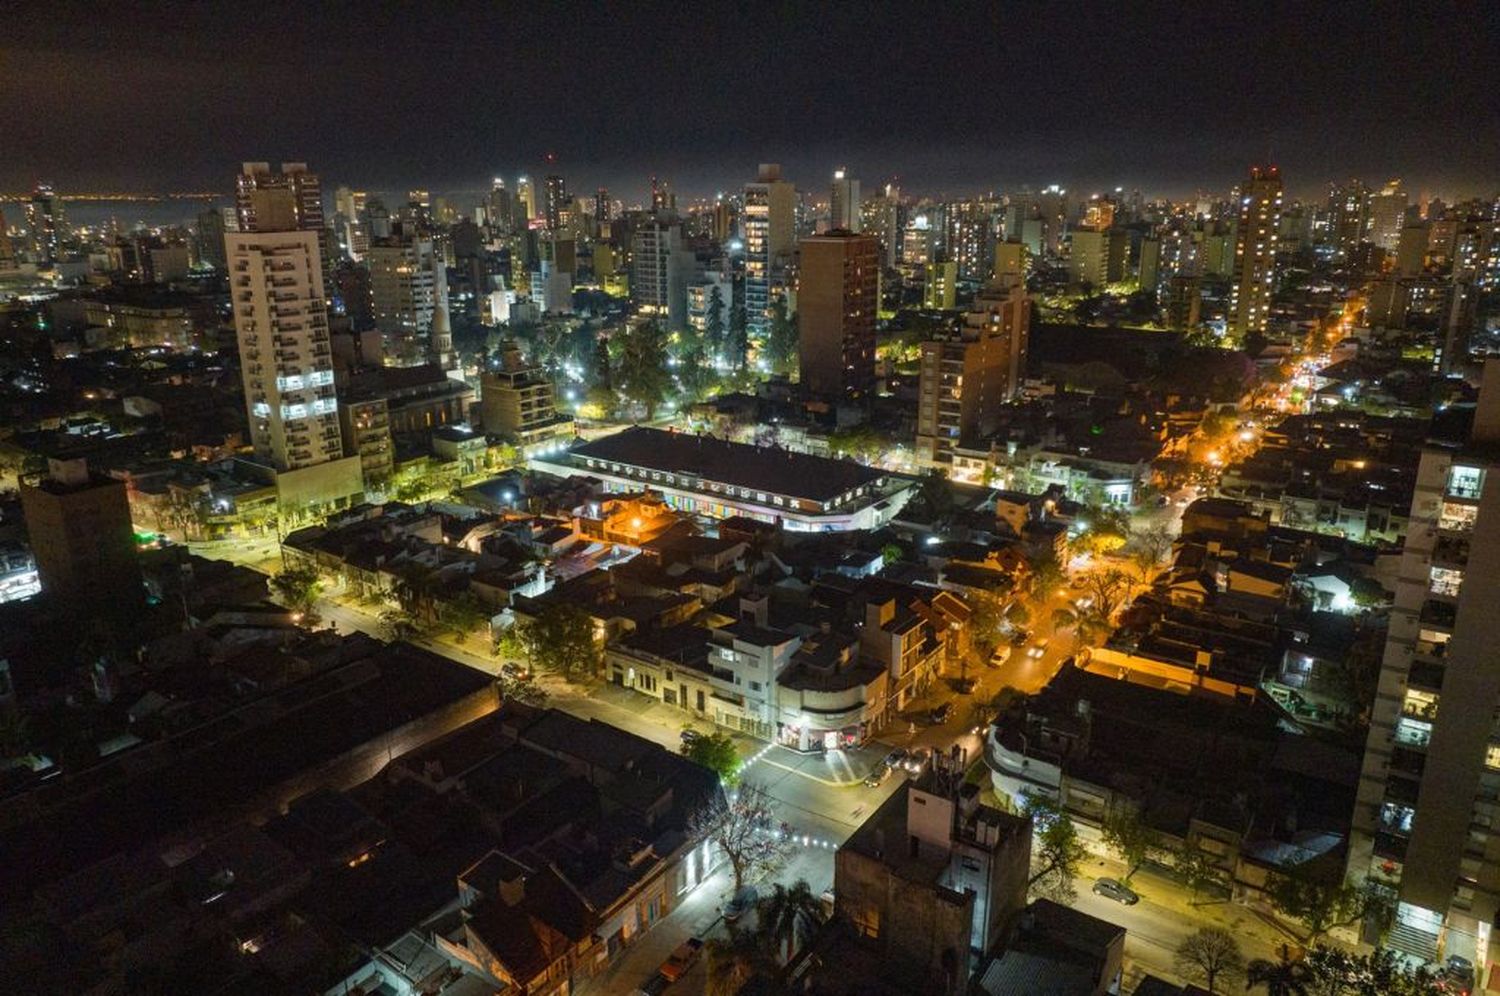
xmin=953 ymin=677 xmax=978 ymax=694
xmin=658 ymin=937 xmax=704 ymax=982
xmin=680 ymin=728 xmax=702 ymax=746
xmin=1091 ymin=877 xmax=1139 ymax=905
xmin=632 ymin=974 xmax=669 ymax=996
xmin=906 ymin=747 xmax=933 ymax=773
xmin=723 ymin=885 xmax=758 ymax=922
xmin=883 ymin=747 xmax=909 ymax=769
xmin=929 ymin=702 xmax=954 ymax=724
xmin=1009 ymin=629 xmax=1032 ymax=646
xmin=864 ymin=763 xmax=892 ymax=787
xmin=988 ymin=645 xmax=1012 ymax=667
xmin=1440 ymin=954 xmax=1475 ymax=992
xmin=500 ymin=662 xmax=531 ymax=681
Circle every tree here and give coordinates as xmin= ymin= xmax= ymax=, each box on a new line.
xmin=1303 ymin=945 xmax=1446 ymax=996
xmin=378 ymin=607 xmax=422 ymax=643
xmin=1245 ymin=948 xmax=1313 ymax=996
xmin=1021 ymin=791 xmax=1085 ymax=903
xmin=756 ymin=879 xmax=826 ymax=964
xmin=705 ymin=926 xmax=775 ymax=996
xmin=676 ymin=338 xmax=716 ymax=402
xmin=1131 ymin=525 xmax=1175 ymax=575
xmin=1173 ymin=927 xmax=1245 ymax=994
xmin=682 ymin=731 xmax=742 ymax=785
xmin=688 ymin=781 xmax=790 ymax=894
xmin=728 ymin=302 xmax=749 ymax=372
xmin=914 ymin=470 xmax=955 ymax=521
xmin=764 ymin=297 xmax=798 ymax=376
xmin=613 ymin=320 xmax=672 ymax=419
xmin=1005 ymin=601 xmax=1031 ymax=629
xmin=705 ymin=285 xmax=727 ymax=362
xmin=440 ymin=591 xmax=491 ymax=641
xmin=827 ymin=425 xmax=887 ymax=464
xmin=495 ymin=673 xmax=547 ymax=707
xmin=270 ymin=564 xmax=322 ymax=616
xmin=1080 ymin=567 xmax=1132 ymax=622
xmin=1267 ymin=874 xmax=1388 ymax=944
xmin=880 ymin=542 xmax=903 ymax=567
xmin=1026 ymin=553 xmax=1066 ymax=598
xmin=1172 ymin=841 xmax=1227 ymax=904
xmin=514 ymin=603 xmax=599 ymax=680
xmin=1100 ymin=809 xmax=1157 ymax=883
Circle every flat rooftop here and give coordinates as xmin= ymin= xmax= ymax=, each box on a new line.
xmin=569 ymin=426 xmax=890 ymax=503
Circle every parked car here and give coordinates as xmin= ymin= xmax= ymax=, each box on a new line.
xmin=1091 ymin=877 xmax=1139 ymax=905
xmin=1440 ymin=954 xmax=1475 ymax=993
xmin=659 ymin=937 xmax=704 ymax=982
xmin=723 ymin=885 xmax=758 ymax=922
xmin=883 ymin=747 xmax=909 ymax=769
xmin=864 ymin=763 xmax=892 ymax=787
xmin=906 ymin=747 xmax=932 ymax=773
xmin=632 ymin=974 xmax=668 ymax=996
xmin=680 ymin=728 xmax=702 ymax=746
xmin=929 ymin=702 xmax=954 ymax=724
xmin=988 ymin=645 xmax=1012 ymax=667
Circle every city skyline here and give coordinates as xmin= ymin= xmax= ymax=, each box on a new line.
xmin=3 ymin=3 xmax=1498 ymax=199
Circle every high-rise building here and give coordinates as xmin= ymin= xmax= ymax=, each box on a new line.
xmin=797 ymin=231 xmax=878 ymax=400
xmin=923 ymin=259 xmax=958 ymax=309
xmin=227 ymin=186 xmax=343 ymax=472
xmin=946 ymin=205 xmax=993 ymax=283
xmin=916 ymin=281 xmax=1030 ymax=470
xmin=1164 ymin=274 xmax=1202 ymax=331
xmin=743 ymin=163 xmax=796 ymax=335
xmin=480 ymin=342 xmax=573 ymax=452
xmin=236 ymin=162 xmax=324 ymax=244
xmin=486 ymin=178 xmax=514 ymax=235
xmin=1228 ymin=165 xmax=1283 ymax=338
xmin=1328 ymin=178 xmax=1370 ymax=258
xmin=517 ymin=176 xmax=537 ymax=224
xmin=594 ymin=187 xmax=611 ymax=224
xmin=544 ymin=174 xmax=568 ymax=231
xmin=0 ymin=206 xmax=13 ymax=269
xmin=992 ymin=240 xmax=1028 ymax=287
xmin=26 ymin=183 xmax=66 ymax=264
xmin=863 ymin=188 xmax=901 ymax=268
xmin=630 ymin=219 xmax=692 ymax=330
xmin=367 ymin=236 xmax=451 ymax=367
xmin=1350 ymin=361 xmax=1500 ymax=967
xmin=195 ymin=208 xmax=228 ymax=269
xmin=1069 ymin=228 xmax=1127 ymax=290
xmin=1369 ymin=180 xmax=1408 ymax=252
xmin=20 ymin=457 xmax=141 ymax=609
xmin=1137 ymin=237 xmax=1161 ymax=293
xmin=830 ymin=169 xmax=862 ymax=232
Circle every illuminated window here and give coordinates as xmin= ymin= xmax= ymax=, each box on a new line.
xmin=1487 ymin=745 xmax=1500 ymax=771
xmin=1429 ymin=567 xmax=1464 ymax=598
xmin=1448 ymin=466 xmax=1485 ymax=500
xmin=1439 ymin=502 xmax=1478 ymax=532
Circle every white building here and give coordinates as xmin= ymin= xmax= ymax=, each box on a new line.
xmin=368 ymin=236 xmax=450 ymax=366
xmin=227 ymin=193 xmax=342 ymax=472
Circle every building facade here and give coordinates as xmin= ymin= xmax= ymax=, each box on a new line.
xmin=743 ymin=163 xmax=796 ymax=335
xmin=798 ymin=230 xmax=879 ymax=400
xmin=227 ymin=192 xmax=343 ymax=472
xmin=1229 ymin=165 xmax=1284 ymax=338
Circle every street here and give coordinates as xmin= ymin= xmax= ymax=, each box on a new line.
xmin=181 ymin=489 xmax=1241 ymax=994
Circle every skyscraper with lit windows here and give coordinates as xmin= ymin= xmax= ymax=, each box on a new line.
xmin=743 ymin=163 xmax=796 ymax=335
xmin=830 ymin=169 xmax=862 ymax=232
xmin=798 ymin=230 xmax=878 ymax=400
xmin=1228 ymin=165 xmax=1282 ymax=338
xmin=227 ymin=185 xmax=343 ymax=472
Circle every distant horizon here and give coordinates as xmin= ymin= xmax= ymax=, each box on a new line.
xmin=5 ymin=4 xmax=1496 ymax=208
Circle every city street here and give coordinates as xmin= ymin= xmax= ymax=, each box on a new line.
xmin=191 ymin=491 xmax=1236 ymax=993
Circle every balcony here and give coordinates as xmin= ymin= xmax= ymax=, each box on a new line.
xmin=1419 ymin=599 xmax=1457 ymax=629
xmin=1432 ymin=535 xmax=1471 ymax=567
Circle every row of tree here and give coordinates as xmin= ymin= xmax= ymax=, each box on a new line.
xmin=1175 ymin=930 xmax=1458 ymax=996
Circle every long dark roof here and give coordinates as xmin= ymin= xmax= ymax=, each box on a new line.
xmin=571 ymin=426 xmax=887 ymax=502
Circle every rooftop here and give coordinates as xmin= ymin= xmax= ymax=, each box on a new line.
xmin=569 ymin=426 xmax=892 ymax=503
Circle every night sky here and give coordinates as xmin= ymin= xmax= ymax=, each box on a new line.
xmin=3 ymin=1 xmax=1497 ymax=202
